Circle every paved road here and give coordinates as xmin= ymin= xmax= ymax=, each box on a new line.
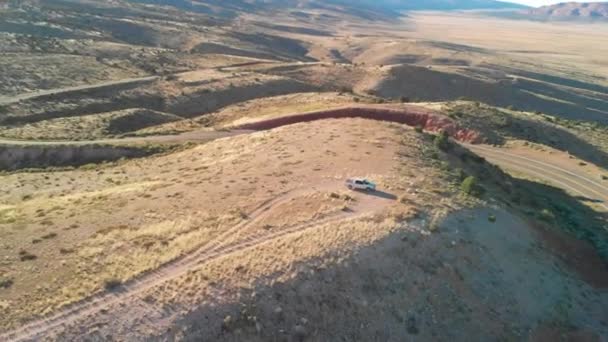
xmin=466 ymin=144 xmax=608 ymax=211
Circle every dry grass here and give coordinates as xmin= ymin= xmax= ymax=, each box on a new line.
xmin=0 ymin=118 xmax=454 ymax=330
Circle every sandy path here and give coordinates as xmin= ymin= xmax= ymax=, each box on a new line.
xmin=0 ymin=76 xmax=160 ymax=106
xmin=0 ymin=185 xmax=392 ymax=341
xmin=466 ymin=144 xmax=608 ymax=211
xmin=0 ymin=129 xmax=252 ymax=146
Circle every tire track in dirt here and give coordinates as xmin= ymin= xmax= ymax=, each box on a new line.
xmin=1 ymin=190 xmax=373 ymax=341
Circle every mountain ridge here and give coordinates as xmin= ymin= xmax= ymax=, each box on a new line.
xmin=526 ymin=2 xmax=608 ymax=19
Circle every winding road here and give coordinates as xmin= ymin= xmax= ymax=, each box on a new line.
xmin=465 ymin=144 xmax=608 ymax=211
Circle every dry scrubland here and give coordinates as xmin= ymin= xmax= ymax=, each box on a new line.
xmin=2 ymin=118 xmax=607 ymax=340
xmin=0 ymin=119 xmax=444 ymax=330
xmin=1 ymin=1 xmax=608 ymax=340
xmin=1 ymin=7 xmax=608 ymax=142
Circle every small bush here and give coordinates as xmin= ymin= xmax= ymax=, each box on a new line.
xmin=329 ymin=192 xmax=341 ymax=199
xmin=41 ymin=232 xmax=58 ymax=240
xmin=104 ymin=277 xmax=122 ymax=290
xmin=488 ymin=214 xmax=497 ymax=223
xmin=400 ymin=96 xmax=410 ymax=103
xmin=538 ymin=209 xmax=555 ymax=222
xmin=461 ymin=176 xmax=483 ymax=197
xmin=59 ymin=247 xmax=75 ymax=254
xmin=0 ymin=277 xmax=14 ymax=289
xmin=455 ymin=168 xmax=467 ymax=181
xmin=414 ymin=125 xmax=424 ymax=133
xmin=434 ymin=131 xmax=450 ymax=151
xmin=339 ymin=86 xmax=352 ymax=94
xmin=19 ymin=250 xmax=37 ymax=261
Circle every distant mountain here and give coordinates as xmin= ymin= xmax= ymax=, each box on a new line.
xmin=349 ymin=0 xmax=528 ymax=10
xmin=526 ymin=2 xmax=608 ymax=19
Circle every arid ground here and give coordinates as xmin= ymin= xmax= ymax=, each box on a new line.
xmin=1 ymin=1 xmax=608 ymax=340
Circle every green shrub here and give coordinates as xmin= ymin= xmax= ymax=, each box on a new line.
xmin=488 ymin=214 xmax=497 ymax=223
xmin=434 ymin=131 xmax=450 ymax=151
xmin=461 ymin=176 xmax=483 ymax=197
xmin=538 ymin=209 xmax=555 ymax=222
xmin=414 ymin=125 xmax=424 ymax=133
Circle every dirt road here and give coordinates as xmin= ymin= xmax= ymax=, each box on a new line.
xmin=465 ymin=144 xmax=608 ymax=211
xmin=0 ymin=129 xmax=251 ymax=146
xmin=0 ymin=186 xmax=393 ymax=342
xmin=0 ymin=76 xmax=160 ymax=106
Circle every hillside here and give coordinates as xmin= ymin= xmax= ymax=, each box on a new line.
xmin=1 ymin=1 xmax=608 ymax=341
xmin=526 ymin=2 xmax=608 ymax=20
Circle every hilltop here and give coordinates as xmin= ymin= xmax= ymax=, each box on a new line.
xmin=1 ymin=1 xmax=608 ymax=341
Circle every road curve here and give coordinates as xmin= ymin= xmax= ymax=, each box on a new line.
xmin=465 ymin=144 xmax=608 ymax=211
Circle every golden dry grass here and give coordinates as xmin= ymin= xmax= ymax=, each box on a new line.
xmin=0 ymin=118 xmax=454 ymax=330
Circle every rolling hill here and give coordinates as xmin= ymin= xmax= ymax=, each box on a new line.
xmin=526 ymin=2 xmax=608 ymax=20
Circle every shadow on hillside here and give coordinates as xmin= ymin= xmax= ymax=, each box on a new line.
xmin=484 ymin=64 xmax=608 ymax=95
xmin=505 ymin=177 xmax=608 ymax=258
xmin=454 ymin=143 xmax=608 ymax=264
xmin=378 ymin=65 xmax=608 ymax=124
xmin=158 ymin=177 xmax=608 ymax=341
xmin=502 ymin=116 xmax=608 ymax=169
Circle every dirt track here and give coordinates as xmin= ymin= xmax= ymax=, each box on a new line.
xmin=0 ymin=76 xmax=160 ymax=106
xmin=0 ymin=185 xmax=392 ymax=342
xmin=2 ymin=109 xmax=607 ymax=340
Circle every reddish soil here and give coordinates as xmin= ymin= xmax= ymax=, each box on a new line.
xmin=531 ymin=220 xmax=608 ymax=289
xmin=530 ymin=324 xmax=601 ymax=342
xmin=233 ymin=105 xmax=484 ymax=143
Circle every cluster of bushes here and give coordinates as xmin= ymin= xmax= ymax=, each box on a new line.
xmin=460 ymin=176 xmax=484 ymax=197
